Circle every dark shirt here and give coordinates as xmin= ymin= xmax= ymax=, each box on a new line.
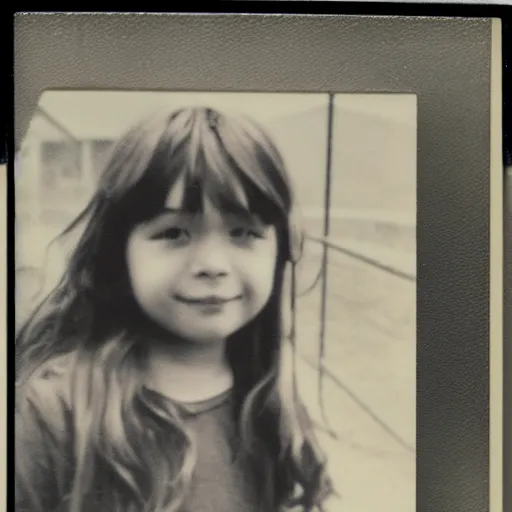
xmin=175 ymin=391 xmax=262 ymax=512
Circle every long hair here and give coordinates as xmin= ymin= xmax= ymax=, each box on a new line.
xmin=15 ymin=106 xmax=333 ymax=512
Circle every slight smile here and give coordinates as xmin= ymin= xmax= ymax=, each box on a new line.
xmin=174 ymin=294 xmax=243 ymax=306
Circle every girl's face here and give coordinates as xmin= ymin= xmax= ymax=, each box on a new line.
xmin=126 ymin=179 xmax=279 ymax=345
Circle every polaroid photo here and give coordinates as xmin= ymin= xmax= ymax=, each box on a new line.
xmin=11 ymin=11 xmax=503 ymax=512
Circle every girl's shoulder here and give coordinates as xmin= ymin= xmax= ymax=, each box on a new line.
xmin=15 ymin=356 xmax=76 ymax=512
xmin=16 ymin=354 xmax=74 ymax=429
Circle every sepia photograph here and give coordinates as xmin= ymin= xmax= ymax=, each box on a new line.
xmin=12 ymin=10 xmax=505 ymax=512
xmin=14 ymin=90 xmax=417 ymax=512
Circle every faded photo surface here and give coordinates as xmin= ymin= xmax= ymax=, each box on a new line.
xmin=15 ymin=91 xmax=416 ymax=512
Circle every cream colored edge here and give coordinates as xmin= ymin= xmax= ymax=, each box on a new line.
xmin=490 ymin=17 xmax=504 ymax=512
xmin=0 ymin=165 xmax=6 ymax=504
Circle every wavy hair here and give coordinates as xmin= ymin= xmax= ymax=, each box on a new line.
xmin=15 ymin=106 xmax=333 ymax=512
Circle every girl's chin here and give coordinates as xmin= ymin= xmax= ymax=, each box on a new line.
xmin=165 ymin=324 xmax=240 ymax=345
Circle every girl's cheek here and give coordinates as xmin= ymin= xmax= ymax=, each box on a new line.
xmin=128 ymin=241 xmax=187 ymax=279
xmin=235 ymin=243 xmax=278 ymax=276
xmin=154 ymin=246 xmax=192 ymax=271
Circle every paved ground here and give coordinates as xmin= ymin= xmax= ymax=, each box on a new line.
xmin=295 ymin=358 xmax=415 ymax=512
xmin=293 ymin=244 xmax=415 ymax=512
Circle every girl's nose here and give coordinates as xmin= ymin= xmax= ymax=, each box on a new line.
xmin=190 ymin=236 xmax=230 ymax=279
xmin=196 ymin=267 xmax=228 ymax=279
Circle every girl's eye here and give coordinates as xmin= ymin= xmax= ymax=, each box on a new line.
xmin=154 ymin=227 xmax=190 ymax=241
xmin=229 ymin=227 xmax=262 ymax=241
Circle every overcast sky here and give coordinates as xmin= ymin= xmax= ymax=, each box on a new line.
xmin=34 ymin=90 xmax=416 ymax=140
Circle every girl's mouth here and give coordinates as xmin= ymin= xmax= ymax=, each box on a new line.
xmin=174 ymin=294 xmax=242 ymax=306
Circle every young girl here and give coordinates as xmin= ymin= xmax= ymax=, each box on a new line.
xmin=15 ymin=105 xmax=335 ymax=512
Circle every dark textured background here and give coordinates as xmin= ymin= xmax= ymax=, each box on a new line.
xmin=14 ymin=13 xmax=493 ymax=512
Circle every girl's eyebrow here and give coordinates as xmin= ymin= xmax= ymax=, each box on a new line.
xmin=146 ymin=208 xmax=190 ymax=225
xmin=151 ymin=207 xmax=264 ymax=224
xmin=155 ymin=207 xmax=189 ymax=218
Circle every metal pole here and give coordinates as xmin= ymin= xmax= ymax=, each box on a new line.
xmin=306 ymin=234 xmax=416 ymax=282
xmin=318 ymin=93 xmax=334 ymax=425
